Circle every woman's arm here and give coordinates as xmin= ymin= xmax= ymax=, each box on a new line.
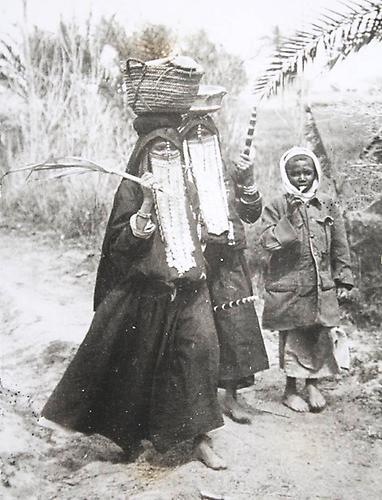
xmin=231 ymin=157 xmax=262 ymax=224
xmin=104 ymin=179 xmax=155 ymax=271
xmin=130 ymin=172 xmax=157 ymax=239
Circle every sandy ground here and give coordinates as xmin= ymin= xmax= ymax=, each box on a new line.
xmin=0 ymin=227 xmax=381 ymax=500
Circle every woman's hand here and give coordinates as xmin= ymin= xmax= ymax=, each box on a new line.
xmin=140 ymin=172 xmax=158 ymax=206
xmin=235 ymin=154 xmax=255 ymax=187
xmin=134 ymin=172 xmax=159 ymax=233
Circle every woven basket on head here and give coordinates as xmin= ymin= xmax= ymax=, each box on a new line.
xmin=122 ymin=56 xmax=204 ymax=115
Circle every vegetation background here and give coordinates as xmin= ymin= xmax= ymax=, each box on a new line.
xmin=0 ymin=7 xmax=381 ymax=498
xmin=0 ymin=16 xmax=381 ymax=327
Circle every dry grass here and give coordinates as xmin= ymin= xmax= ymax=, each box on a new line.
xmin=1 ymin=22 xmax=382 ymax=250
xmin=0 ymin=21 xmax=249 ymax=245
xmin=0 ymin=23 xmax=137 ymax=244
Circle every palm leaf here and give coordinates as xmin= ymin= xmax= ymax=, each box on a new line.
xmin=253 ymin=0 xmax=382 ymax=101
xmin=0 ymin=156 xmax=168 ymax=195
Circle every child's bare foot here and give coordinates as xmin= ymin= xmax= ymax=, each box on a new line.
xmin=222 ymin=391 xmax=252 ymax=424
xmin=193 ymin=435 xmax=227 ymax=470
xmin=282 ymin=393 xmax=309 ymax=412
xmin=306 ymin=382 xmax=326 ymax=412
xmin=282 ymin=376 xmax=309 ymax=412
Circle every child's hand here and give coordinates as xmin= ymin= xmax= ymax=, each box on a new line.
xmin=336 ymin=287 xmax=351 ymax=301
xmin=286 ymin=194 xmax=303 ymax=217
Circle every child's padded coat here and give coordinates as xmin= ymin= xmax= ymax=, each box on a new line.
xmin=261 ymin=192 xmax=354 ymax=331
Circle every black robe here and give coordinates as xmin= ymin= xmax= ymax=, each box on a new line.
xmin=42 ymin=124 xmax=223 ymax=453
xmin=180 ymin=116 xmax=269 ymax=389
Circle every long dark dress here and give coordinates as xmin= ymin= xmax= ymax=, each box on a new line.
xmin=204 ymin=174 xmax=269 ymax=389
xmin=42 ymin=123 xmax=223 ymax=453
xmin=180 ymin=115 xmax=269 ymax=389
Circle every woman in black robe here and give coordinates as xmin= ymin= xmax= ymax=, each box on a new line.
xmin=41 ymin=113 xmax=225 ymax=469
xmin=180 ymin=112 xmax=269 ymax=424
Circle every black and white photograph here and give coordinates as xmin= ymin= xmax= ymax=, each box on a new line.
xmin=0 ymin=0 xmax=381 ymax=498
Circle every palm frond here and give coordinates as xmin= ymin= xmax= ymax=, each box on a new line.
xmin=253 ymin=0 xmax=382 ymax=100
xmin=1 ymin=157 xmax=118 ymax=178
xmin=0 ymin=156 xmax=171 ymax=196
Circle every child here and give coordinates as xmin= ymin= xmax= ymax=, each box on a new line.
xmin=260 ymin=147 xmax=353 ymax=412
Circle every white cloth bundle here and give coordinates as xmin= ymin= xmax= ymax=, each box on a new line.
xmin=329 ymin=327 xmax=351 ymax=370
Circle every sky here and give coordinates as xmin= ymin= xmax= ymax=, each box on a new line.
xmin=0 ymin=0 xmax=361 ymax=56
xmin=1 ymin=0 xmax=381 ymax=86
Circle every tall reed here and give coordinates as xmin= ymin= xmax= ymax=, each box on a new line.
xmin=1 ymin=22 xmax=136 ymax=243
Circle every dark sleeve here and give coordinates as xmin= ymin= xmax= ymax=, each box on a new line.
xmin=330 ymin=202 xmax=354 ymax=289
xmin=260 ymin=198 xmax=299 ymax=251
xmin=237 ymin=193 xmax=262 ymax=224
xmin=103 ymin=179 xmax=154 ymax=269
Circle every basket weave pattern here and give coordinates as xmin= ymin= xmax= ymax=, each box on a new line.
xmin=123 ymin=59 xmax=203 ymax=115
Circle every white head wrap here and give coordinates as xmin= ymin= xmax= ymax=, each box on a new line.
xmin=279 ymin=146 xmax=321 ymax=201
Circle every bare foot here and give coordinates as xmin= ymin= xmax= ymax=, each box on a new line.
xmin=282 ymin=393 xmax=309 ymax=413
xmin=193 ymin=437 xmax=227 ymax=470
xmin=306 ymin=384 xmax=326 ymax=412
xmin=222 ymin=393 xmax=252 ymax=424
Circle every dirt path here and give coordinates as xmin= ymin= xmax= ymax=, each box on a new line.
xmin=0 ymin=228 xmax=381 ymax=500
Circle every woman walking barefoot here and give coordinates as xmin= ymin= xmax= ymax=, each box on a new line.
xmin=42 ymin=113 xmax=226 ymax=469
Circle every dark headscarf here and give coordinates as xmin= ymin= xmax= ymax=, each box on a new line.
xmin=178 ymin=114 xmax=219 ymax=139
xmin=93 ymin=113 xmax=184 ymax=310
xmin=126 ymin=113 xmax=183 ymax=176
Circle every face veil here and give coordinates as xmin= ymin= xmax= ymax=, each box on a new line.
xmin=148 ymin=140 xmax=198 ymax=275
xmin=182 ymin=121 xmax=230 ymax=236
